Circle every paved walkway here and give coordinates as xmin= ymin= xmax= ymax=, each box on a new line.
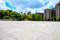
xmin=0 ymin=21 xmax=60 ymax=40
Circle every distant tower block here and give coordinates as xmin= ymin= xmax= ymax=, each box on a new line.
xmin=55 ymin=1 xmax=60 ymax=17
xmin=44 ymin=9 xmax=52 ymax=20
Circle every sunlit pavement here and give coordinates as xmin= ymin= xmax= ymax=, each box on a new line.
xmin=0 ymin=21 xmax=60 ymax=40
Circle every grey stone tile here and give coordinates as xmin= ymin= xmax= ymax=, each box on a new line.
xmin=0 ymin=30 xmax=16 ymax=40
xmin=52 ymin=28 xmax=60 ymax=40
xmin=0 ymin=21 xmax=60 ymax=40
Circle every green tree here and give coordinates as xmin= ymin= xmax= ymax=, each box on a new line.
xmin=48 ymin=17 xmax=56 ymax=21
xmin=27 ymin=14 xmax=32 ymax=20
xmin=0 ymin=10 xmax=6 ymax=19
xmin=4 ymin=16 xmax=10 ymax=19
xmin=23 ymin=13 xmax=27 ymax=19
xmin=57 ymin=17 xmax=60 ymax=21
xmin=32 ymin=14 xmax=43 ymax=21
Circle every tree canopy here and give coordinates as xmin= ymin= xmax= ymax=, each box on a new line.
xmin=0 ymin=9 xmax=43 ymax=21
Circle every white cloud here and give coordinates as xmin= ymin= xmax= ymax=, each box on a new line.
xmin=0 ymin=0 xmax=10 ymax=10
xmin=0 ymin=0 xmax=60 ymax=13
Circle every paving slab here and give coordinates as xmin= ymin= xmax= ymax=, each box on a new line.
xmin=0 ymin=30 xmax=17 ymax=40
xmin=0 ymin=21 xmax=60 ymax=40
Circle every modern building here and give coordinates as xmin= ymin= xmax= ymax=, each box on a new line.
xmin=55 ymin=2 xmax=60 ymax=17
xmin=44 ymin=1 xmax=60 ymax=20
xmin=44 ymin=9 xmax=52 ymax=20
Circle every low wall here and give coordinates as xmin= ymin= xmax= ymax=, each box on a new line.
xmin=0 ymin=19 xmax=17 ymax=21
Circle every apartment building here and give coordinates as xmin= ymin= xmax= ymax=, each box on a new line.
xmin=44 ymin=1 xmax=60 ymax=20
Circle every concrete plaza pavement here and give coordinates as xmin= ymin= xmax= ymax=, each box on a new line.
xmin=0 ymin=21 xmax=60 ymax=40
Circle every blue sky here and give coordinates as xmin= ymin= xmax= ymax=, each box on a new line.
xmin=0 ymin=0 xmax=60 ymax=13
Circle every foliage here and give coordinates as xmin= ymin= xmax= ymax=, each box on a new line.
xmin=32 ymin=14 xmax=43 ymax=21
xmin=27 ymin=14 xmax=32 ymax=20
xmin=56 ymin=17 xmax=60 ymax=21
xmin=47 ymin=17 xmax=60 ymax=21
xmin=23 ymin=13 xmax=27 ymax=19
xmin=0 ymin=9 xmax=44 ymax=21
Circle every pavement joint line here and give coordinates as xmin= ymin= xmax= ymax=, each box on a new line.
xmin=35 ymin=35 xmax=43 ymax=40
xmin=24 ymin=30 xmax=51 ymax=35
xmin=52 ymin=30 xmax=56 ymax=36
xmin=0 ymin=29 xmax=18 ymax=40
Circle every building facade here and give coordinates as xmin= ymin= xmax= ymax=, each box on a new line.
xmin=44 ymin=1 xmax=60 ymax=20
xmin=55 ymin=2 xmax=60 ymax=17
xmin=44 ymin=9 xmax=52 ymax=20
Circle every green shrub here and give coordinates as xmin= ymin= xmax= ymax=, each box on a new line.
xmin=4 ymin=16 xmax=10 ymax=19
xmin=32 ymin=14 xmax=43 ymax=21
